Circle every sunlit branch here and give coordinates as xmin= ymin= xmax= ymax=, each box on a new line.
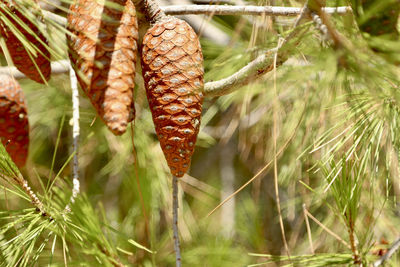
xmin=203 ymin=49 xmax=277 ymax=97
xmin=165 ymin=0 xmax=230 ymax=46
xmin=65 ymin=64 xmax=80 ymax=212
xmin=0 ymin=60 xmax=80 ymax=213
xmin=42 ymin=5 xmax=351 ymax=28
xmin=0 ymin=59 xmax=70 ymax=78
xmin=4 ymin=4 xmax=327 ymax=98
xmin=204 ymin=3 xmax=310 ymax=97
xmin=192 ymin=0 xmax=235 ymax=5
xmin=162 ymin=5 xmax=351 ymax=16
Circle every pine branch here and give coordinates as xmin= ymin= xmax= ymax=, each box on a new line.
xmin=42 ymin=5 xmax=351 ymax=28
xmin=346 ymin=212 xmax=360 ymax=264
xmin=16 ymin=176 xmax=47 ymax=215
xmin=0 ymin=172 xmax=49 ymax=217
xmin=0 ymin=47 xmax=282 ymax=97
xmin=65 ymin=64 xmax=80 ymax=212
xmin=192 ymin=0 xmax=235 ymax=5
xmin=0 ymin=141 xmax=50 ymax=217
xmin=0 ymin=4 xmax=348 ymax=98
xmin=203 ymin=47 xmax=278 ymax=96
xmin=0 ymin=4 xmax=346 ymax=97
xmin=162 ymin=5 xmax=351 ymax=16
xmin=166 ymin=0 xmax=230 ymax=46
xmin=205 ymin=1 xmax=310 ymax=96
xmin=0 ymin=59 xmax=70 ymax=78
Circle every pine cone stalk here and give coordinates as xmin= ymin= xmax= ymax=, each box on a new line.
xmin=67 ymin=0 xmax=138 ymax=135
xmin=142 ymin=17 xmax=204 ymax=177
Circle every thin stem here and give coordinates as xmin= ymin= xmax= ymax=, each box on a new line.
xmin=207 ymin=109 xmax=304 ymax=217
xmin=65 ymin=63 xmax=80 ymax=212
xmin=0 ymin=59 xmax=70 ymax=78
xmin=302 ymin=204 xmax=314 ymax=254
xmin=130 ymin=123 xmax=150 ymax=243
xmin=20 ymin=178 xmax=46 ymax=215
xmin=304 ymin=208 xmax=351 ymax=249
xmin=192 ymin=0 xmax=235 ymax=5
xmin=133 ymin=0 xmax=166 ymax=23
xmin=204 ymin=2 xmax=310 ymax=97
xmin=1 ymin=172 xmax=49 ymax=217
xmin=172 ymin=176 xmax=181 ymax=267
xmin=272 ymin=37 xmax=290 ymax=258
xmin=162 ymin=5 xmax=351 ymax=16
xmin=168 ymin=0 xmax=230 ymax=46
xmin=346 ymin=211 xmax=360 ymax=264
xmin=98 ymin=244 xmax=126 ymax=267
xmin=42 ymin=5 xmax=351 ymax=28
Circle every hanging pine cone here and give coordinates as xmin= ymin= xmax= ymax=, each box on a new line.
xmin=67 ymin=0 xmax=138 ymax=135
xmin=0 ymin=74 xmax=29 ymax=168
xmin=0 ymin=1 xmax=51 ymax=83
xmin=142 ymin=17 xmax=204 ymax=177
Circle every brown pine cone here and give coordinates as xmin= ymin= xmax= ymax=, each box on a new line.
xmin=142 ymin=17 xmax=204 ymax=177
xmin=0 ymin=74 xmax=29 ymax=168
xmin=67 ymin=0 xmax=138 ymax=135
xmin=0 ymin=1 xmax=51 ymax=83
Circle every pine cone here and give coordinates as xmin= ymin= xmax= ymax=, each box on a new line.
xmin=0 ymin=74 xmax=29 ymax=168
xmin=0 ymin=1 xmax=51 ymax=83
xmin=67 ymin=0 xmax=138 ymax=135
xmin=142 ymin=17 xmax=204 ymax=177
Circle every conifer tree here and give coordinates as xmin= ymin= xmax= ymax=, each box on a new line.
xmin=0 ymin=0 xmax=399 ymax=266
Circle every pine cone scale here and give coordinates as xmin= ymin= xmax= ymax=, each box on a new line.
xmin=0 ymin=75 xmax=29 ymax=167
xmin=142 ymin=17 xmax=204 ymax=177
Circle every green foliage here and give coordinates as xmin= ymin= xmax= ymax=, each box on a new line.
xmin=248 ymin=253 xmax=359 ymax=266
xmin=1 ymin=0 xmax=400 ymax=266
